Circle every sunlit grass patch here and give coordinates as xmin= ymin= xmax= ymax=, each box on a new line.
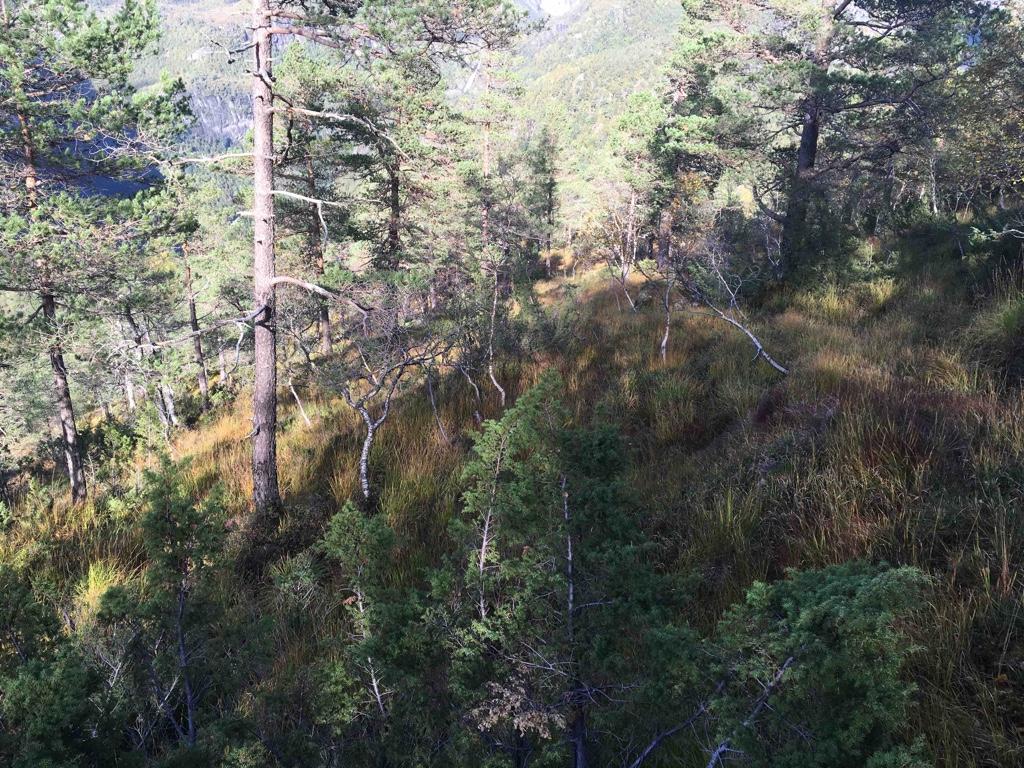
xmin=963 ymin=290 xmax=1024 ymax=378
xmin=919 ymin=350 xmax=979 ymax=393
xmin=799 ymin=349 xmax=881 ymax=397
xmin=792 ymin=283 xmax=859 ymax=323
xmin=0 ymin=488 xmax=144 ymax=586
xmin=72 ymin=559 xmax=134 ymax=629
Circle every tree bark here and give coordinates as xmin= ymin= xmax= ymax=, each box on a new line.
xmin=42 ymin=294 xmax=86 ymax=503
xmin=545 ymin=173 xmax=555 ymax=276
xmin=426 ymin=367 xmax=451 ymax=444
xmin=176 ymin=584 xmax=198 ymax=747
xmin=779 ymin=101 xmax=821 ymax=274
xmin=306 ymin=155 xmax=333 ymax=354
xmin=481 ymin=62 xmax=492 ymax=249
xmin=342 ymin=364 xmax=408 ymax=504
xmin=289 ymin=378 xmax=312 ymax=427
xmin=21 ymin=110 xmax=85 ymax=502
xmin=487 ymin=266 xmax=506 ymax=408
xmin=660 ymin=279 xmax=674 ymax=363
xmin=562 ymin=477 xmax=590 ymax=768
xmin=361 ymin=427 xmax=374 ymax=501
xmin=570 ymin=713 xmax=589 ymax=768
xmin=126 ymin=310 xmax=178 ymax=432
xmin=458 ymin=364 xmax=484 ymax=425
xmin=383 ymin=159 xmax=401 ymax=269
xmin=124 ymin=370 xmax=137 ymax=412
xmin=183 ymin=248 xmax=210 ymax=409
xmin=251 ymin=0 xmax=283 ymax=521
xmin=18 ymin=113 xmax=39 ymax=208
xmin=657 ymin=206 xmax=673 ymax=269
xmin=161 ymin=383 xmax=179 ymax=428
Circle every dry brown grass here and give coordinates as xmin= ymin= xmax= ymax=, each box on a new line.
xmin=3 ymin=266 xmax=1023 ymax=765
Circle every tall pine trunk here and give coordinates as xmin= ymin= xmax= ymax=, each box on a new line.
xmin=563 ymin=477 xmax=589 ymax=768
xmin=545 ymin=179 xmax=555 ymax=276
xmin=251 ymin=0 xmax=282 ymax=521
xmin=42 ymin=293 xmax=86 ymax=503
xmin=481 ymin=62 xmax=492 ymax=249
xmin=383 ymin=159 xmax=402 ymax=269
xmin=21 ymin=110 xmax=86 ymax=502
xmin=779 ymin=101 xmax=821 ymax=274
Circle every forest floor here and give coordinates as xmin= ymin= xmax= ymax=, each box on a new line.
xmin=4 ymin=241 xmax=1024 ymax=765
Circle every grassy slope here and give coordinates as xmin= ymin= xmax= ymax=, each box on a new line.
xmin=4 ymin=246 xmax=1024 ymax=764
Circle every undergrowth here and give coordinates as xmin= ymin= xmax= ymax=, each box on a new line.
xmin=3 ymin=255 xmax=1024 ymax=766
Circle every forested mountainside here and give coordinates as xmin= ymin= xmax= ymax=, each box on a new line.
xmin=516 ymin=0 xmax=683 ymax=213
xmin=3 ymin=1 xmax=1024 ymax=768
xmin=97 ymin=0 xmax=678 ymax=189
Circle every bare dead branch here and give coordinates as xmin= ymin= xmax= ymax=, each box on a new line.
xmin=705 ymin=657 xmax=796 ymax=768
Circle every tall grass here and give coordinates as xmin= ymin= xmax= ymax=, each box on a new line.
xmin=2 ymin=265 xmax=1023 ymax=765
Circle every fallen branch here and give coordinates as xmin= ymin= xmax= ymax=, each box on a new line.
xmin=706 ymin=656 xmax=795 ymax=768
xmin=626 ymin=681 xmax=726 ymax=768
xmin=289 ymin=378 xmax=313 ymax=427
xmin=691 ymin=300 xmax=789 ymax=376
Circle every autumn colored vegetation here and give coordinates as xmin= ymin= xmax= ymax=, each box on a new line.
xmin=4 ymin=1 xmax=1024 ymax=766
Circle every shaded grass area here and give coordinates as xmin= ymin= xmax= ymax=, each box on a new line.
xmin=3 ymin=258 xmax=1024 ymax=765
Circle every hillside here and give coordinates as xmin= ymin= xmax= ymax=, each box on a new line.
xmin=517 ymin=0 xmax=683 ymax=212
xmin=5 ymin=253 xmax=1024 ymax=765
xmin=3 ymin=2 xmax=1023 ymax=767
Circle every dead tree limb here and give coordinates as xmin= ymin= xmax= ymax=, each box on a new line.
xmin=426 ymin=365 xmax=452 ymax=444
xmin=694 ymin=301 xmax=790 ymax=376
xmin=705 ymin=656 xmax=795 ymax=768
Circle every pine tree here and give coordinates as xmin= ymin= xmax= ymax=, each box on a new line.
xmin=0 ymin=0 xmax=183 ymax=501
xmin=238 ymin=0 xmax=525 ymax=523
xmin=668 ymin=0 xmax=995 ymax=273
xmin=442 ymin=374 xmax=698 ymax=767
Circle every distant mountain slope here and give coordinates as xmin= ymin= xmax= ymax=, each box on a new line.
xmin=130 ymin=1 xmax=250 ymax=148
xmin=106 ymin=0 xmax=681 ymax=192
xmin=516 ymin=0 xmax=683 ymax=212
xmin=518 ymin=0 xmax=587 ymax=16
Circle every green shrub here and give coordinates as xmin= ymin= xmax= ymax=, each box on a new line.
xmin=711 ymin=562 xmax=931 ymax=768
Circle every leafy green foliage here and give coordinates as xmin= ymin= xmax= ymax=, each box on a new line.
xmin=0 ymin=649 xmax=121 ymax=768
xmin=712 ymin=563 xmax=931 ymax=768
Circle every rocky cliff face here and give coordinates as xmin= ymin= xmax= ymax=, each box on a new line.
xmin=189 ymin=91 xmax=251 ymax=147
xmin=518 ymin=0 xmax=587 ymax=17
